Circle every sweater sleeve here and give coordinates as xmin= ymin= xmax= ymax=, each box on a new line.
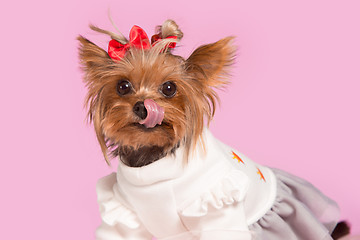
xmin=95 ymin=173 xmax=153 ymax=240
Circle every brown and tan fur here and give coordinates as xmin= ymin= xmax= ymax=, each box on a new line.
xmin=78 ymin=20 xmax=235 ymax=167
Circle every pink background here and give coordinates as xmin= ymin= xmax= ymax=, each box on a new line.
xmin=1 ymin=0 xmax=359 ymax=239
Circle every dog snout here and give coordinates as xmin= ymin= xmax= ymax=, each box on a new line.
xmin=133 ymin=101 xmax=147 ymax=120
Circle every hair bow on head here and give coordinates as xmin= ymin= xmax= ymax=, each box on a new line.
xmin=108 ymin=25 xmax=151 ymax=61
xmin=108 ymin=25 xmax=178 ymax=61
xmin=151 ymin=34 xmax=178 ymax=49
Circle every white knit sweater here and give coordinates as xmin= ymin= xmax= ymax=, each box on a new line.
xmin=95 ymin=129 xmax=276 ymax=240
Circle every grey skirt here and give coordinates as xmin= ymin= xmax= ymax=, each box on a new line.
xmin=162 ymin=168 xmax=340 ymax=240
xmin=249 ymin=168 xmax=340 ymax=240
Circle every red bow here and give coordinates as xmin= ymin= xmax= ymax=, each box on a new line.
xmin=151 ymin=34 xmax=177 ymax=49
xmin=108 ymin=25 xmax=151 ymax=61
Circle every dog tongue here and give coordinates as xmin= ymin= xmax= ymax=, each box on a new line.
xmin=139 ymin=99 xmax=164 ymax=128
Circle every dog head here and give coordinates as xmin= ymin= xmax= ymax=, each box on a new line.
xmin=78 ymin=20 xmax=235 ymax=167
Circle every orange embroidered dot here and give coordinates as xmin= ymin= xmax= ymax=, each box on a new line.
xmin=257 ymin=167 xmax=266 ymax=182
xmin=232 ymin=151 xmax=244 ymax=164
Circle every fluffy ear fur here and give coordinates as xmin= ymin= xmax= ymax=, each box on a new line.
xmin=78 ymin=36 xmax=114 ymax=164
xmin=77 ymin=36 xmax=112 ymax=72
xmin=184 ymin=36 xmax=236 ymax=124
xmin=179 ymin=37 xmax=236 ymax=154
xmin=185 ymin=36 xmax=236 ymax=87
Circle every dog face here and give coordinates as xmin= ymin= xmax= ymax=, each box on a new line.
xmin=78 ymin=20 xmax=235 ymax=167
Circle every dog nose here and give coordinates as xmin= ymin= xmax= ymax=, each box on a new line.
xmin=133 ymin=101 xmax=147 ymax=120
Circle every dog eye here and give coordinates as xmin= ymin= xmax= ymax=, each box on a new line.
xmin=117 ymin=79 xmax=132 ymax=95
xmin=160 ymin=81 xmax=177 ymax=98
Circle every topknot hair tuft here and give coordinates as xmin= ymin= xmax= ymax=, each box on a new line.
xmin=155 ymin=19 xmax=183 ymax=41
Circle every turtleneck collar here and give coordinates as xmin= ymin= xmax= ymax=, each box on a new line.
xmin=117 ymin=146 xmax=186 ymax=186
xmin=116 ymin=128 xmax=213 ymax=186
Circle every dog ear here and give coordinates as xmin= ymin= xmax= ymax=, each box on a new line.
xmin=78 ymin=36 xmax=114 ymax=164
xmin=185 ymin=36 xmax=236 ymax=87
xmin=77 ymin=36 xmax=112 ymax=72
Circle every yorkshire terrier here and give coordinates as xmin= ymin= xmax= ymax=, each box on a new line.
xmin=78 ymin=19 xmax=349 ymax=240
